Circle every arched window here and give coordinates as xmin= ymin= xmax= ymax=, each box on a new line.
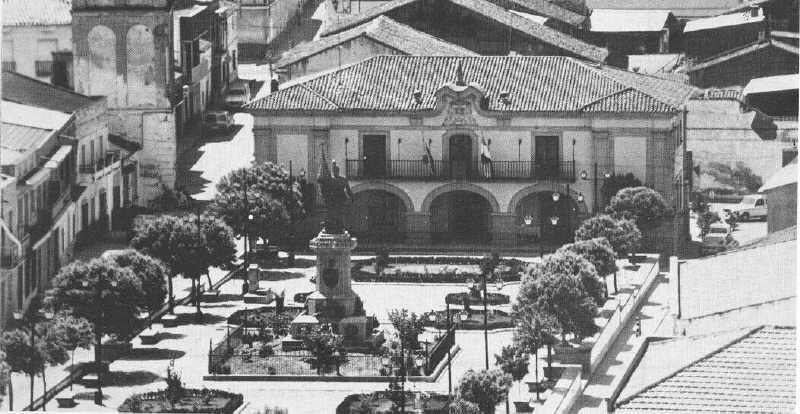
xmin=87 ymin=25 xmax=117 ymax=99
xmin=126 ymin=25 xmax=156 ymax=106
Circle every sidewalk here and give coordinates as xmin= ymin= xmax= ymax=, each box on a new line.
xmin=569 ymin=270 xmax=674 ymax=413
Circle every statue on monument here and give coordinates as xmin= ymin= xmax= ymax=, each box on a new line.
xmin=317 ymin=151 xmax=353 ymax=234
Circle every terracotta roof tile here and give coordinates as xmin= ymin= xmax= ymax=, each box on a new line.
xmin=2 ymin=0 xmax=72 ymax=26
xmin=319 ymin=0 xmax=607 ymax=62
xmin=276 ymin=16 xmax=477 ymax=69
xmin=248 ymin=55 xmax=696 ymax=113
xmin=2 ymin=71 xmax=101 ymax=114
xmin=617 ymin=326 xmax=796 ymax=413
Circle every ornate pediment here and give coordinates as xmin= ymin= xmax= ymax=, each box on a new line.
xmin=443 ymin=98 xmax=476 ymax=127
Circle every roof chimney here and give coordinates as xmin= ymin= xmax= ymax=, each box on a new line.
xmin=412 ymin=90 xmax=422 ymax=105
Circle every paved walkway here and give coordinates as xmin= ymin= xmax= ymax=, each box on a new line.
xmin=569 ymin=270 xmax=674 ymax=413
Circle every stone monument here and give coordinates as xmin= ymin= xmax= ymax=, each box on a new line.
xmin=289 ymin=153 xmax=374 ymax=345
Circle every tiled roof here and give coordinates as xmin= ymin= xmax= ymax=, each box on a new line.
xmin=617 ymin=326 xmax=796 ymax=413
xmin=248 ymin=56 xmax=696 ymax=113
xmin=687 ymin=39 xmax=799 ymax=72
xmin=505 ymin=0 xmax=587 ymax=26
xmin=319 ymin=0 xmax=608 ymax=62
xmin=2 ymin=0 xmax=72 ymax=26
xmin=684 ymin=10 xmax=765 ymax=33
xmin=2 ymin=71 xmax=101 ymax=114
xmin=276 ymin=16 xmax=477 ymax=68
xmin=692 ymin=88 xmax=743 ymax=101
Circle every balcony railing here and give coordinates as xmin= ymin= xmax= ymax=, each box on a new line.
xmin=79 ymin=151 xmax=121 ymax=176
xmin=2 ymin=61 xmax=16 ymax=72
xmin=345 ymin=159 xmax=575 ymax=181
xmin=35 ymin=60 xmax=53 ymax=77
xmin=0 ymin=247 xmax=22 ymax=269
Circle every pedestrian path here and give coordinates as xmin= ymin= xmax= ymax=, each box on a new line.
xmin=569 ymin=271 xmax=674 ymax=413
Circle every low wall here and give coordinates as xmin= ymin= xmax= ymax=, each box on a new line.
xmin=537 ymin=366 xmax=583 ymax=414
xmin=675 ymin=296 xmax=796 ymax=336
xmin=589 ymin=257 xmax=661 ymax=374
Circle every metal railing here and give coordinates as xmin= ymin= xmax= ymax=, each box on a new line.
xmin=345 ymin=159 xmax=575 ymax=181
xmin=0 ymin=247 xmax=22 ymax=268
xmin=2 ymin=61 xmax=16 ymax=72
xmin=79 ymin=151 xmax=121 ymax=175
xmin=35 ymin=60 xmax=53 ymax=77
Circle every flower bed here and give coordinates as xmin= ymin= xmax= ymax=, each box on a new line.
xmin=227 ymin=308 xmax=303 ymax=337
xmin=352 ymin=256 xmax=526 ymax=283
xmin=445 ymin=292 xmax=510 ymax=306
xmin=422 ymin=309 xmax=513 ymax=330
xmin=336 ymin=392 xmax=451 ymax=414
xmin=118 ymin=389 xmax=243 ymax=414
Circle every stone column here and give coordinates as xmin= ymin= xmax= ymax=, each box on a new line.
xmin=309 ymin=230 xmax=358 ymax=316
xmin=404 ymin=212 xmax=431 ymax=245
xmin=490 ymin=213 xmax=517 ymax=247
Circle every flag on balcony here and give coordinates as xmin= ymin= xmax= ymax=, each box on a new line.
xmin=423 ymin=138 xmax=436 ymax=176
xmin=480 ymin=138 xmax=493 ymax=178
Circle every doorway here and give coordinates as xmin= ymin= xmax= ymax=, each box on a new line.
xmin=535 ymin=136 xmax=559 ymax=178
xmin=449 ymin=135 xmax=472 ymax=179
xmin=362 ymin=135 xmax=387 ymax=177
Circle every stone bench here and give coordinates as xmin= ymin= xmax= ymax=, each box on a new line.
xmin=56 ymin=397 xmax=77 ymax=408
xmin=80 ymin=373 xmax=100 ymax=388
xmin=202 ymin=289 xmax=221 ymax=302
xmin=140 ymin=327 xmax=160 ymax=345
xmin=161 ymin=314 xmax=179 ymax=328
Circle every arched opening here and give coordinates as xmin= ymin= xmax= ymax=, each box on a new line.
xmin=514 ymin=191 xmax=578 ymax=245
xmin=126 ymin=25 xmax=156 ymax=106
xmin=349 ymin=190 xmax=408 ymax=243
xmin=430 ymin=191 xmax=491 ymax=243
xmin=87 ymin=25 xmax=116 ymax=99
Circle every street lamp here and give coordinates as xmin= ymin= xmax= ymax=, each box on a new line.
xmin=551 ymin=192 xmax=560 ymax=202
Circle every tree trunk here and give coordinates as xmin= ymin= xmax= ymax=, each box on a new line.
xmin=206 ymin=273 xmax=213 ymax=290
xmin=29 ymin=371 xmax=33 ymax=409
xmin=603 ymin=275 xmax=609 ymax=299
xmin=167 ymin=276 xmax=175 ymax=314
xmin=193 ymin=278 xmax=203 ymax=322
xmin=70 ymin=350 xmax=74 ymax=391
xmin=41 ymin=367 xmax=47 ymax=411
xmin=8 ymin=377 xmax=12 ymax=411
xmin=94 ymin=330 xmax=102 ymax=405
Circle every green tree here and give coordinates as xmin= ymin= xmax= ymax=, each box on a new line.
xmin=44 ymin=257 xmax=144 ymax=401
xmin=557 ymin=238 xmax=618 ymax=299
xmin=601 ymin=173 xmax=643 ymax=205
xmin=538 ymin=250 xmax=605 ymax=306
xmin=49 ymin=313 xmax=93 ymax=391
xmin=130 ymin=215 xmax=183 ymax=312
xmin=106 ymin=250 xmax=169 ymax=315
xmin=449 ymin=398 xmax=481 ymax=414
xmin=575 ymin=214 xmax=641 ymax=257
xmin=456 ymin=369 xmax=512 ymax=414
xmin=387 ymin=309 xmax=425 ymax=350
xmin=495 ymin=345 xmax=528 ymax=381
xmin=209 ymin=162 xmax=305 ymax=258
xmin=199 ymin=214 xmax=237 ymax=288
xmin=605 ymin=186 xmax=673 ymax=231
xmin=302 ymin=326 xmax=345 ymax=375
xmin=0 ymin=329 xmax=42 ymax=409
xmin=34 ymin=320 xmax=69 ymax=410
xmin=0 ymin=349 xmax=10 ymax=409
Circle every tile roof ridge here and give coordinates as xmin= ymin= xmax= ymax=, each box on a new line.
xmin=582 ymin=61 xmax=697 ymax=108
xmin=616 ymin=325 xmax=767 ymax=409
xmin=689 ymin=39 xmax=770 ymax=66
xmin=363 ymin=18 xmax=477 ymax=56
xmin=322 ymin=0 xmax=412 ymax=36
xmin=298 ymin=83 xmax=341 ymax=111
xmin=579 ymin=86 xmax=635 ymax=110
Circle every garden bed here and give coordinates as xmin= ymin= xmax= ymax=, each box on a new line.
xmin=352 ymin=256 xmax=526 ymax=283
xmin=118 ymin=389 xmax=243 ymax=414
xmin=336 ymin=392 xmax=451 ymax=414
xmin=227 ymin=308 xmax=303 ymax=337
xmin=445 ymin=292 xmax=510 ymax=306
xmin=422 ymin=309 xmax=513 ymax=330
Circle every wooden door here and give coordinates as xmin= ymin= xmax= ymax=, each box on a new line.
xmin=535 ymin=136 xmax=559 ymax=178
xmin=362 ymin=135 xmax=386 ymax=177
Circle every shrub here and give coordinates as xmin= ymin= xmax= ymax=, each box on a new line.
xmin=605 ymin=186 xmax=673 ymax=231
xmin=165 ymin=360 xmax=184 ymax=404
xmin=575 ymin=215 xmax=641 ymax=257
xmin=457 ymin=369 xmax=512 ymax=414
xmin=259 ymin=343 xmax=275 ymax=357
xmin=601 ymin=173 xmax=643 ymax=205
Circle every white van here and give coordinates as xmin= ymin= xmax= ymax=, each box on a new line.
xmin=730 ymin=194 xmax=767 ymax=221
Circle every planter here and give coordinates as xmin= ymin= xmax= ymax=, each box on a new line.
xmin=140 ymin=328 xmax=160 ymax=345
xmin=56 ymin=397 xmax=77 ymax=408
xmin=514 ymin=401 xmax=534 ymax=413
xmin=161 ymin=314 xmax=179 ymax=328
xmin=202 ymin=289 xmax=221 ymax=302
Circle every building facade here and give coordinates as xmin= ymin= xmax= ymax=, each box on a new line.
xmin=248 ymin=56 xmax=693 ymax=255
xmin=1 ymin=0 xmax=73 ymax=83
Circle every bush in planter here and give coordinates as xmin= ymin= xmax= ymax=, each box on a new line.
xmin=259 ymin=343 xmax=275 ymax=357
xmin=165 ymin=360 xmax=184 ymax=405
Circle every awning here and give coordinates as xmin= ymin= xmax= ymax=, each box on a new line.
xmin=743 ymin=74 xmax=799 ymax=96
xmin=44 ymin=145 xmax=72 ymax=169
xmin=25 ymin=166 xmax=51 ymax=187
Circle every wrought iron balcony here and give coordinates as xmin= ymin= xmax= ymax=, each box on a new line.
xmin=79 ymin=151 xmax=122 ymax=177
xmin=345 ymin=159 xmax=575 ymax=181
xmin=0 ymin=247 xmax=22 ymax=269
xmin=35 ymin=60 xmax=53 ymax=77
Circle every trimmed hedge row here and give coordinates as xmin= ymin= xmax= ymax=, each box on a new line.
xmin=445 ymin=292 xmax=510 ymax=306
xmin=352 ymin=256 xmax=526 ymax=283
xmin=118 ymin=389 xmax=243 ymax=414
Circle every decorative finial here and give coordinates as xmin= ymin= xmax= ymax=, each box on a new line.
xmin=456 ymin=60 xmax=465 ymax=87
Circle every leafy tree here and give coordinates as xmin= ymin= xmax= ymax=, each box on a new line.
xmin=456 ymin=369 xmax=512 ymax=414
xmin=495 ymin=345 xmax=528 ymax=382
xmin=49 ymin=313 xmax=93 ymax=390
xmin=199 ymin=214 xmax=237 ymax=288
xmin=606 ymin=186 xmax=673 ymax=231
xmin=538 ymin=250 xmax=605 ymax=306
xmin=557 ymin=238 xmax=618 ymax=299
xmin=697 ymin=210 xmax=721 ymax=238
xmin=302 ymin=326 xmax=345 ymax=375
xmin=44 ymin=258 xmax=144 ymax=390
xmin=106 ymin=250 xmax=169 ymax=315
xmin=0 ymin=349 xmax=10 ymax=409
xmin=702 ymin=161 xmax=763 ymax=194
xmin=130 ymin=215 xmax=184 ymax=312
xmin=516 ymin=263 xmax=598 ymax=342
xmin=209 ymin=162 xmax=305 ymax=256
xmin=0 ymin=329 xmax=42 ymax=409
xmin=34 ymin=321 xmax=69 ymax=410
xmin=575 ymin=214 xmax=641 ymax=257
xmin=449 ymin=398 xmax=481 ymax=414
xmin=387 ymin=309 xmax=425 ymax=350
xmin=601 ymin=173 xmax=642 ymax=205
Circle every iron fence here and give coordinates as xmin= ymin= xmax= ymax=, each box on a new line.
xmin=345 ymin=159 xmax=575 ymax=181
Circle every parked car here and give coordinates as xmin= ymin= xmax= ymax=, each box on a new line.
xmin=203 ymin=110 xmax=233 ymax=134
xmin=730 ymin=194 xmax=767 ymax=221
xmin=703 ymin=222 xmax=733 ymax=248
xmin=224 ymin=81 xmax=251 ymax=109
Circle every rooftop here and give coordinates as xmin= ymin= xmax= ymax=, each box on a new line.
xmin=743 ymin=73 xmax=799 ymax=95
xmin=2 ymin=71 xmax=101 ymax=114
xmin=248 ymin=56 xmax=696 ymax=113
xmin=627 ymin=53 xmax=684 ymax=74
xmin=687 ymin=39 xmax=799 ymax=72
xmin=318 ymin=0 xmax=608 ymax=62
xmin=616 ymin=326 xmax=796 ymax=413
xmin=589 ymin=9 xmax=672 ymax=32
xmin=505 ymin=0 xmax=587 ymax=26
xmin=584 ymin=0 xmax=744 ymax=19
xmin=276 ymin=16 xmax=477 ymax=68
xmin=684 ymin=10 xmax=765 ymax=32
xmin=2 ymin=0 xmax=72 ymax=26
